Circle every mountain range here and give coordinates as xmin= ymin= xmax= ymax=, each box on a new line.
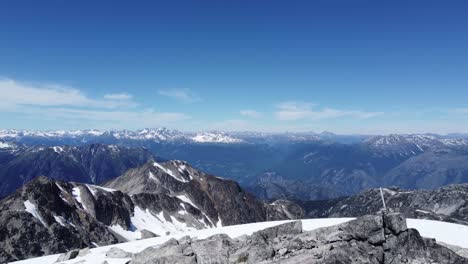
xmin=5 ymin=168 xmax=468 ymax=262
xmin=3 ymin=130 xmax=468 ymax=262
xmin=2 ymin=129 xmax=468 ymax=200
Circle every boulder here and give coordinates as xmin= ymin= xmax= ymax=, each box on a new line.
xmin=105 ymin=247 xmax=133 ymax=258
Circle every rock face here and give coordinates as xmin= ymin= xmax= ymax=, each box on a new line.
xmin=0 ymin=143 xmax=155 ymax=198
xmin=128 ymin=213 xmax=468 ymax=264
xmin=0 ymin=177 xmax=123 ymax=262
xmin=104 ymin=160 xmax=304 ymax=226
xmin=301 ymin=184 xmax=468 ymax=225
xmin=0 ymin=160 xmax=302 ymax=263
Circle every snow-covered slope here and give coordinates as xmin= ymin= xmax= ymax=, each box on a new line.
xmin=12 ymin=217 xmax=468 ymax=264
xmin=191 ymin=132 xmax=244 ymax=143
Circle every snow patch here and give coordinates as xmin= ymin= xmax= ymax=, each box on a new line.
xmin=53 ymin=215 xmax=67 ymax=227
xmin=86 ymin=184 xmax=116 ymax=197
xmin=192 ymin=132 xmax=243 ymax=143
xmin=154 ymin=162 xmax=189 ymax=182
xmin=24 ymin=200 xmax=47 ymax=227
xmin=52 ymin=146 xmax=64 ymax=153
xmin=176 ymin=194 xmax=198 ymax=209
xmin=113 ymin=207 xmax=200 ymax=241
xmin=148 ymin=171 xmax=158 ymax=181
xmin=72 ymin=187 xmax=88 ymax=211
xmin=0 ymin=142 xmax=12 ymax=148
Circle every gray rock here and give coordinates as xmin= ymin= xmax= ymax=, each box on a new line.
xmin=131 ymin=238 xmax=196 ymax=264
xmin=384 ymin=212 xmax=407 ymax=235
xmin=438 ymin=241 xmax=468 ymax=258
xmin=251 ymin=221 xmax=302 ymax=241
xmin=140 ymin=229 xmax=158 ymax=239
xmin=190 ymin=234 xmax=233 ymax=263
xmin=55 ymin=249 xmax=79 ymax=262
xmin=105 ymin=247 xmax=133 ymax=258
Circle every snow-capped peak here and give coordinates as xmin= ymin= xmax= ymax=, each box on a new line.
xmin=192 ymin=132 xmax=244 ymax=143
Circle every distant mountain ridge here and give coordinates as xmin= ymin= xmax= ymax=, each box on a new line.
xmin=0 ymin=128 xmax=248 ymax=144
xmin=3 ymin=131 xmax=468 ymax=201
xmin=301 ymin=183 xmax=468 ymax=225
xmin=2 ymin=128 xmax=468 ymax=146
xmin=0 ymin=142 xmax=154 ymax=198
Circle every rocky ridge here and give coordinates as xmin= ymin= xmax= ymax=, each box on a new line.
xmin=65 ymin=213 xmax=467 ymax=264
xmin=104 ymin=160 xmax=304 ymax=226
xmin=0 ymin=160 xmax=303 ymax=262
xmin=302 ymin=184 xmax=468 ymax=225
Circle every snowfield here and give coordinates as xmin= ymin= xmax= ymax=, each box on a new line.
xmin=12 ymin=218 xmax=468 ymax=264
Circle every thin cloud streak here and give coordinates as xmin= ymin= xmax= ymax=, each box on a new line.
xmin=240 ymin=110 xmax=263 ymax=118
xmin=275 ymin=101 xmax=383 ymax=121
xmin=158 ymin=88 xmax=201 ymax=103
xmin=104 ymin=93 xmax=133 ymax=100
xmin=0 ymin=78 xmax=136 ymax=109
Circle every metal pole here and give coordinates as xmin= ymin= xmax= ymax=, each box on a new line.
xmin=380 ymin=187 xmax=387 ymax=212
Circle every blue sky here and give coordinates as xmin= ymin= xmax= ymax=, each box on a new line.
xmin=1 ymin=0 xmax=467 ymax=134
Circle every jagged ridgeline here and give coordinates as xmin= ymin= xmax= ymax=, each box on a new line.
xmin=0 ymin=160 xmax=303 ymax=262
xmin=0 ymin=143 xmax=155 ymax=198
xmin=300 ymin=185 xmax=468 ymax=225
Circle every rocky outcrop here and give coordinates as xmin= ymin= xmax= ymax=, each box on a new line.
xmin=128 ymin=213 xmax=468 ymax=264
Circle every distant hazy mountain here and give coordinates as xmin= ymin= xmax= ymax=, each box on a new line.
xmin=0 ymin=142 xmax=154 ymax=198
xmin=0 ymin=128 xmax=248 ymax=145
xmin=251 ymin=134 xmax=468 ymax=199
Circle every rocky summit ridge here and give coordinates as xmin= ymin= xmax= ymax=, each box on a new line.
xmin=54 ymin=213 xmax=468 ymax=264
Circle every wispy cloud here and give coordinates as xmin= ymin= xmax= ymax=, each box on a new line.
xmin=0 ymin=78 xmax=190 ymax=128
xmin=240 ymin=110 xmax=263 ymax=118
xmin=0 ymin=78 xmax=135 ymax=109
xmin=158 ymin=88 xmax=201 ymax=103
xmin=275 ymin=101 xmax=383 ymax=121
xmin=103 ymin=93 xmax=133 ymax=100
